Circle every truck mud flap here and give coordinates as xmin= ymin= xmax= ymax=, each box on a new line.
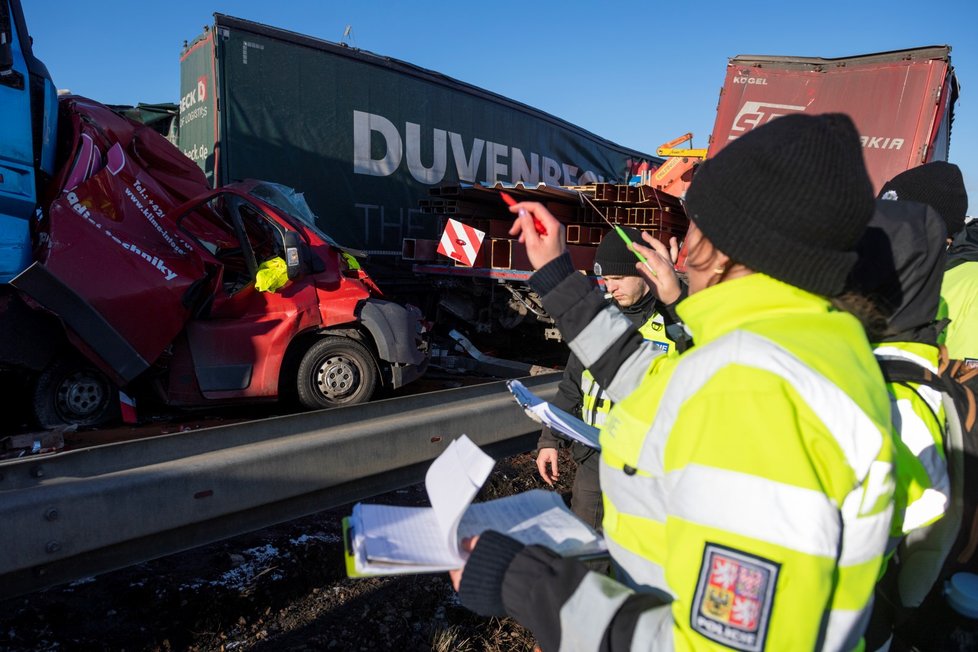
xmin=10 ymin=262 xmax=150 ymax=383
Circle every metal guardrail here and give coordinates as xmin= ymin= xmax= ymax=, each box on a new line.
xmin=0 ymin=373 xmax=560 ymax=599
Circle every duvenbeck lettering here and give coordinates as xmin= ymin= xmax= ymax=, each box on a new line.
xmin=352 ymin=110 xmax=607 ymax=186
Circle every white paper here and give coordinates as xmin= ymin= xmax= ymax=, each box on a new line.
xmin=460 ymin=490 xmax=605 ymax=556
xmin=355 ymin=503 xmax=460 ymax=567
xmin=425 ymin=434 xmax=496 ymax=556
xmin=349 ymin=435 xmax=605 ymax=575
xmin=506 ymin=379 xmax=601 ymax=450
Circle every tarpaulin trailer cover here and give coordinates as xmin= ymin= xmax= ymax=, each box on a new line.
xmin=179 ymin=14 xmax=659 ymax=254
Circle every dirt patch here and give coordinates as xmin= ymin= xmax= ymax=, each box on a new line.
xmin=4 ymin=444 xmax=978 ymax=651
xmin=0 ymin=450 xmax=574 ymax=651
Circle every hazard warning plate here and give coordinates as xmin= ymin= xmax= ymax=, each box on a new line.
xmin=437 ymin=218 xmax=486 ymax=267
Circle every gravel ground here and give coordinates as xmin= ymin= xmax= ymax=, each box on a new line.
xmin=0 ymin=451 xmax=566 ymax=652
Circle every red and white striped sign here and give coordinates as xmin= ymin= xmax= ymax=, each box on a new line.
xmin=437 ymin=219 xmax=485 ymax=267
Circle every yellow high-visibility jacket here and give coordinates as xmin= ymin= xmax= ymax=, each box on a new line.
xmin=580 ymin=313 xmax=670 ymax=427
xmin=874 ymin=342 xmax=949 ymax=541
xmin=586 ymin=273 xmax=895 ymax=651
xmin=460 ymin=262 xmax=896 ymax=652
xmin=942 ymin=260 xmax=978 ymax=362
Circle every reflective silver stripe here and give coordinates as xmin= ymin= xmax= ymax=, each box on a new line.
xmin=874 ymin=345 xmax=938 ymax=374
xmin=839 ymin=476 xmax=894 ymax=566
xmin=875 ymin=346 xmax=944 ymax=415
xmin=571 ymin=304 xmax=633 ymax=368
xmin=600 ymin=457 xmax=668 ymax=522
xmin=591 ymin=411 xmax=609 ymax=427
xmin=581 ymin=374 xmax=609 ymax=427
xmin=558 ymin=572 xmax=633 ymax=652
xmin=601 ymin=460 xmax=891 ymax=566
xmin=606 ymin=536 xmax=670 ymax=593
xmin=605 ymin=344 xmax=662 ymax=404
xmin=896 ymin=395 xmax=950 ymax=531
xmin=895 ymin=398 xmax=946 ymax=465
xmin=581 ymin=374 xmax=599 ymax=396
xmin=672 ymin=464 xmax=842 ymax=557
xmin=629 ymin=606 xmax=675 ymax=652
xmin=821 ymin=606 xmax=871 ymax=652
xmin=639 ymin=330 xmax=884 ymax=480
xmin=893 ymin=397 xmax=950 ymax=494
xmin=571 ymin=305 xmax=664 ymax=404
xmin=903 ymin=487 xmax=949 ymax=532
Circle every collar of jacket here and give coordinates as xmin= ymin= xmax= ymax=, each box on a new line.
xmin=618 ymin=285 xmax=657 ymax=323
xmin=948 ymin=221 xmax=978 ymax=269
xmin=676 ymin=273 xmax=832 ymax=345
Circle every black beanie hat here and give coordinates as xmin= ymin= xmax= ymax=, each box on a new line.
xmin=878 ymin=161 xmax=968 ymax=238
xmin=594 ymin=227 xmax=642 ymax=276
xmin=684 ymin=113 xmax=875 ymax=297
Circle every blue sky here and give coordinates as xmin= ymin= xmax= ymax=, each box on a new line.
xmin=22 ymin=0 xmax=978 ymax=206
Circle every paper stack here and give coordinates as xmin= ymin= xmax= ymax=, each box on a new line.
xmin=344 ymin=435 xmax=605 ymax=577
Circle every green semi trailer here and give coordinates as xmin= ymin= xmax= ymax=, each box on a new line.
xmin=178 ymin=15 xmax=659 ymax=257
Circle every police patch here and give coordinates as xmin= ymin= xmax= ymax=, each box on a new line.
xmin=691 ymin=543 xmax=779 ymax=652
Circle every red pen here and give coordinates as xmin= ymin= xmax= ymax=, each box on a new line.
xmin=499 ymin=190 xmax=547 ymax=236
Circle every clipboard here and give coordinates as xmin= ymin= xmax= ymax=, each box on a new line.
xmin=342 ymin=517 xmax=362 ymax=578
xmin=506 ymin=380 xmax=601 ymax=450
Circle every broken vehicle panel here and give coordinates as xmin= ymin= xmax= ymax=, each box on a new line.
xmin=27 ymin=97 xmax=211 ymax=382
xmin=7 ymin=96 xmax=428 ymax=428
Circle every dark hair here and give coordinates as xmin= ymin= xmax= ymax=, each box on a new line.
xmin=685 ymin=230 xmax=719 ymax=273
xmin=830 ymin=292 xmax=893 ymax=342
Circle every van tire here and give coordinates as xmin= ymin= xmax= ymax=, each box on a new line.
xmin=296 ymin=337 xmax=378 ymax=409
xmin=33 ymin=358 xmax=119 ymax=429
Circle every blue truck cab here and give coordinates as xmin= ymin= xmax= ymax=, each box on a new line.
xmin=0 ymin=0 xmax=57 ymax=282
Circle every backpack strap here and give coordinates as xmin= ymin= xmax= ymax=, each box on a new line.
xmin=879 ymin=357 xmax=944 ymax=391
xmin=878 ymin=357 xmax=946 ymax=433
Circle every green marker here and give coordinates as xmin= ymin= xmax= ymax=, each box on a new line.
xmin=581 ymin=192 xmax=657 ymax=277
xmin=578 ymin=191 xmax=659 ymax=278
xmin=615 ymin=226 xmax=657 ymax=278
xmin=612 ymin=224 xmax=650 ymax=265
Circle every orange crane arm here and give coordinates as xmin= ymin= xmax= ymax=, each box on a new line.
xmin=656 ymin=132 xmax=707 ymax=159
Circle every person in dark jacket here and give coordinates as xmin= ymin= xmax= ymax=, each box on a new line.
xmin=878 ymin=161 xmax=974 ymax=363
xmin=536 ymin=228 xmax=683 ymax=530
xmin=849 ymin=200 xmax=951 ymax=650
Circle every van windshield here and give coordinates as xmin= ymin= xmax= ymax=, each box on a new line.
xmin=249 ymin=182 xmax=341 ymax=248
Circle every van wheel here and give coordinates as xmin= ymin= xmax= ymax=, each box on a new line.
xmin=33 ymin=358 xmax=119 ymax=429
xmin=296 ymin=337 xmax=378 ymax=409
